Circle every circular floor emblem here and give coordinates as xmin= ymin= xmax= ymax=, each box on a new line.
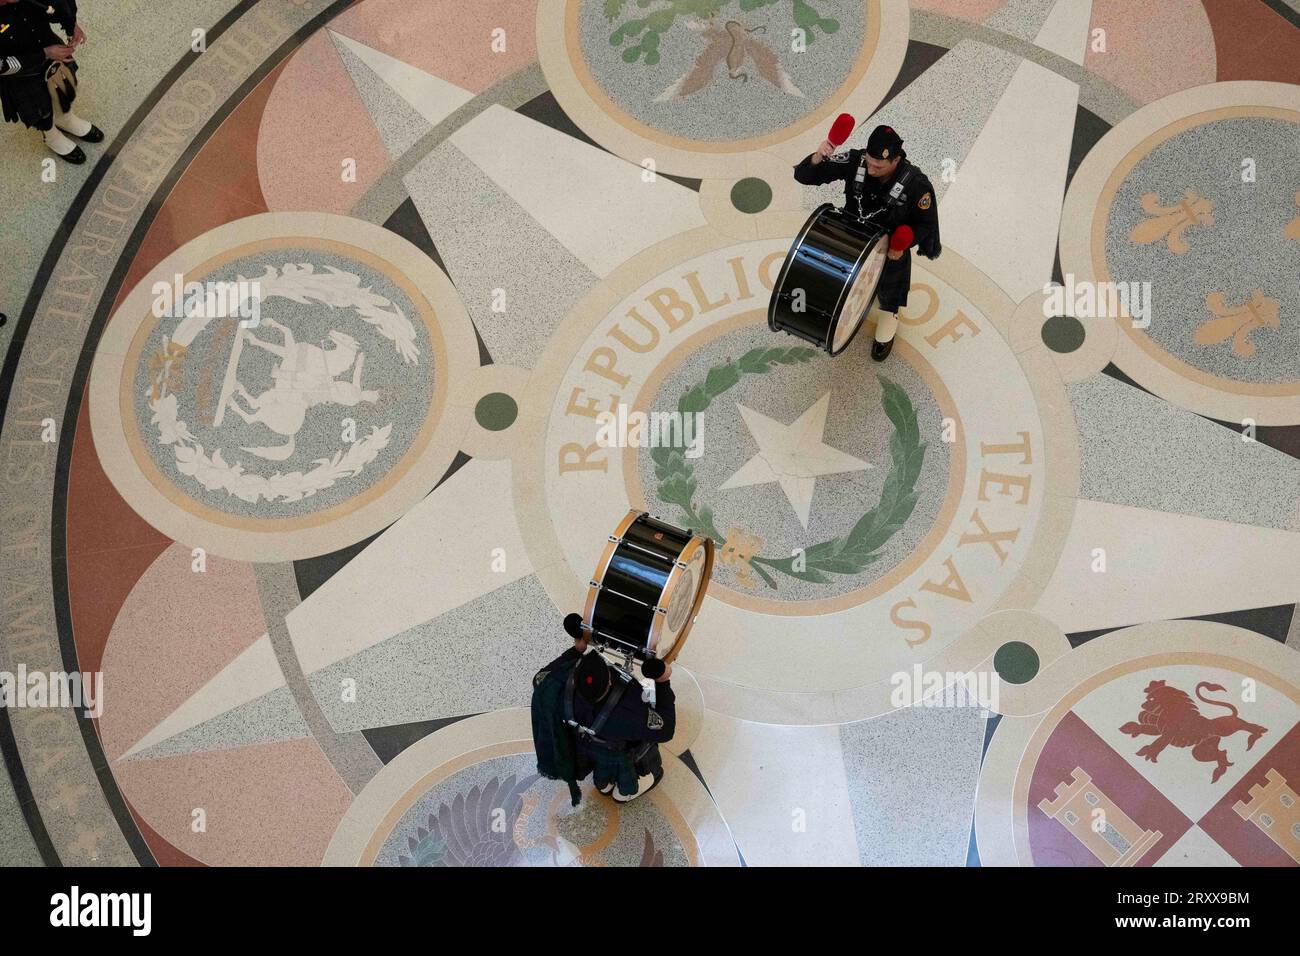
xmin=575 ymin=1 xmax=867 ymax=142
xmin=537 ymin=0 xmax=908 ymax=178
xmin=1060 ymin=82 xmax=1300 ymax=425
xmin=379 ymin=756 xmax=690 ymax=867
xmin=976 ymin=621 xmax=1300 ymax=867
xmin=526 ymin=230 xmax=1077 ymax=707
xmin=632 ymin=328 xmax=953 ymax=606
xmin=135 ymin=259 xmax=427 ymax=515
xmin=90 ymin=213 xmax=478 ymax=561
xmin=324 ymin=712 xmax=737 ymax=867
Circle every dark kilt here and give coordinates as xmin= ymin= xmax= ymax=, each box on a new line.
xmin=876 ymin=248 xmax=912 ymax=313
xmin=1 ymin=60 xmax=77 ymax=131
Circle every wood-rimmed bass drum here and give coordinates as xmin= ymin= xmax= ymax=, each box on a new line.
xmin=584 ymin=510 xmax=713 ymax=664
xmin=768 ymin=203 xmax=888 ymax=355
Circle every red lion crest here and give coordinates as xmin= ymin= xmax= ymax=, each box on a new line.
xmin=1119 ymin=680 xmax=1267 ymax=783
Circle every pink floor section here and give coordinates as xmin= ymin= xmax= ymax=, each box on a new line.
xmin=1085 ymin=0 xmax=1217 ymax=104
xmin=97 ymin=543 xmax=271 ymax=762
xmin=96 ymin=541 xmax=354 ymax=866
xmin=909 ymin=0 xmax=1008 ymax=22
xmin=257 ymin=0 xmax=539 ymax=214
xmin=112 ymin=739 xmax=355 ymax=866
xmin=329 ymin=0 xmax=538 ymax=94
xmin=257 ymin=29 xmax=393 ymax=213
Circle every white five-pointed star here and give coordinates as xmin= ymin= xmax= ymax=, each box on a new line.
xmin=719 ymin=392 xmax=871 ymax=529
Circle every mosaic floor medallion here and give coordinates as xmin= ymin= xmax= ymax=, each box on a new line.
xmin=90 ymin=213 xmax=478 ymax=561
xmin=537 ymin=0 xmax=909 ymax=177
xmin=1060 ymin=82 xmax=1300 ymax=424
xmin=523 ymin=225 xmax=1077 ymax=716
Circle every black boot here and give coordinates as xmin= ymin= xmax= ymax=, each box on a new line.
xmin=871 ymin=337 xmax=894 ymax=362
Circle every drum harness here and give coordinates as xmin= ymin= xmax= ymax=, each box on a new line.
xmin=851 ymin=153 xmax=917 ymax=228
xmin=782 ymin=157 xmax=917 ymax=295
xmin=563 ymin=663 xmax=627 ymax=750
xmin=562 ymin=658 xmax=657 ymax=759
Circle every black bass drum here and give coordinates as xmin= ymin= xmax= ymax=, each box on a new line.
xmin=768 ymin=203 xmax=888 ymax=355
xmin=584 ymin=510 xmax=713 ymax=665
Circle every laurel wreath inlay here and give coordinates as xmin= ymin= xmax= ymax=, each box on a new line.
xmin=651 ymin=346 xmax=926 ymax=588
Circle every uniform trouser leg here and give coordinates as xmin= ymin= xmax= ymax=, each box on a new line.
xmin=873 ymin=252 xmax=912 ymax=344
xmin=584 ymin=742 xmax=639 ymax=795
xmin=632 ymin=742 xmax=663 ymax=780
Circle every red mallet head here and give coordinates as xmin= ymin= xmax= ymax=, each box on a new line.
xmin=890 ymin=225 xmax=914 ymax=252
xmin=828 ymin=113 xmax=855 ymax=147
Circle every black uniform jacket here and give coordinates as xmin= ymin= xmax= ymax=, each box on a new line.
xmin=793 ymin=148 xmax=941 ymax=311
xmin=0 ymin=0 xmax=78 ymax=129
xmin=543 ymin=647 xmax=676 ymax=746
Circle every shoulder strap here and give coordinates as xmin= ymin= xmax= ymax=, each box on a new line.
xmin=851 ymin=152 xmax=869 ymax=209
xmin=589 ymin=680 xmax=628 ymax=737
xmin=854 ymin=154 xmax=917 ymax=219
xmin=563 ymin=669 xmax=628 ymax=739
xmin=563 ymin=668 xmax=577 ymax=726
xmin=887 ymin=161 xmax=917 ymax=204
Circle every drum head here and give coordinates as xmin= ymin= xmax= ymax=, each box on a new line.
xmin=651 ymin=539 xmax=711 ymax=662
xmin=830 ymin=234 xmax=888 ymax=354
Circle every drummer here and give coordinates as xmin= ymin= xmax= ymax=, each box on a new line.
xmin=531 ymin=613 xmax=676 ymax=805
xmin=794 ymin=124 xmax=941 ymax=362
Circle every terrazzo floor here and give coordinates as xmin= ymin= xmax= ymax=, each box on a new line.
xmin=1 ymin=0 xmax=1299 ymax=869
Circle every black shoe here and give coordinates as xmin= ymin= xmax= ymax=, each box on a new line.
xmin=871 ymin=337 xmax=894 ymax=362
xmin=61 ymin=123 xmax=104 ymax=143
xmin=613 ymin=768 xmax=664 ymax=803
xmin=51 ymin=144 xmax=86 ymax=164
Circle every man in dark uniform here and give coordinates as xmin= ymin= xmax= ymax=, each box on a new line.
xmin=0 ymin=0 xmax=103 ymax=164
xmin=793 ymin=124 xmax=941 ymax=361
xmin=531 ymin=614 xmax=675 ymax=804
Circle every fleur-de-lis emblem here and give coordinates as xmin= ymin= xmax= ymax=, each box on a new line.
xmin=147 ymin=340 xmax=187 ymax=401
xmin=1130 ymin=189 xmax=1215 ymax=254
xmin=1196 ymin=290 xmax=1281 ymax=358
xmin=1285 ymin=191 xmax=1300 ymax=240
xmin=719 ymin=525 xmax=764 ymax=588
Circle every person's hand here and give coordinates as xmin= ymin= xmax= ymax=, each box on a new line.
xmin=887 ymin=246 xmax=905 ymax=261
xmin=44 ymin=44 xmax=75 ymax=63
xmin=810 ymin=139 xmax=834 ymax=165
xmin=71 ymin=24 xmax=86 ymax=47
xmin=573 ymin=635 xmax=587 ymax=653
xmin=654 ymin=663 xmax=673 ymax=683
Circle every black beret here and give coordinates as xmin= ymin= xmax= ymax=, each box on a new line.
xmin=865 ymin=124 xmax=903 ymax=160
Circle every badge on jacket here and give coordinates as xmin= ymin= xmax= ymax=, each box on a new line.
xmin=918 ymin=192 xmax=932 ymax=210
xmin=647 ymin=709 xmax=664 ymax=731
xmin=534 ymin=669 xmax=549 ymax=687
